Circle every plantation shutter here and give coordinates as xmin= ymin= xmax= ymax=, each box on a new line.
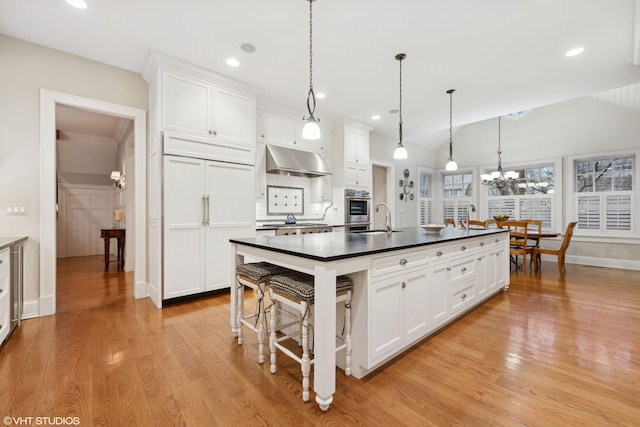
xmin=487 ymin=197 xmax=516 ymax=220
xmin=519 ymin=196 xmax=552 ymax=231
xmin=577 ymin=194 xmax=601 ymax=230
xmin=419 ymin=199 xmax=434 ymax=225
xmin=443 ymin=200 xmax=455 ymax=222
xmin=605 ymin=193 xmax=632 ymax=231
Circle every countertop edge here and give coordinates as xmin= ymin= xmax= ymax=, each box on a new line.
xmin=0 ymin=236 xmax=28 ymax=251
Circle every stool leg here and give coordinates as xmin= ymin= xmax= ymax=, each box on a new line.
xmin=301 ymin=302 xmax=311 ymax=402
xmin=345 ymin=291 xmax=352 ymax=377
xmin=269 ymin=294 xmax=277 ymax=374
xmin=256 ymin=283 xmax=265 ymax=364
xmin=237 ymin=280 xmax=244 ymax=345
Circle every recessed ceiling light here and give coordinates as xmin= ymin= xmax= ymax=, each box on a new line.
xmin=371 ymin=115 xmax=380 ymax=120
xmin=240 ymin=43 xmax=256 ymax=53
xmin=226 ymin=58 xmax=240 ymax=67
xmin=65 ymin=0 xmax=87 ymax=9
xmin=315 ymin=92 xmax=326 ymax=99
xmin=565 ymin=47 xmax=584 ymax=57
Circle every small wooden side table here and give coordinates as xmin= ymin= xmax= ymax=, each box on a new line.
xmin=100 ymin=228 xmax=126 ymax=271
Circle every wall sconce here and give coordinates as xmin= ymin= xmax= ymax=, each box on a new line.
xmin=111 ymin=170 xmax=125 ymax=189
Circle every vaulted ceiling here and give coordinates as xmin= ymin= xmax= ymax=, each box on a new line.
xmin=2 ymin=0 xmax=640 ymax=149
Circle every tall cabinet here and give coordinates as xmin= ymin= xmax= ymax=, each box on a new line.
xmin=143 ymin=53 xmax=258 ymax=306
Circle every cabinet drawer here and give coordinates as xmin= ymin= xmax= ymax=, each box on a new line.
xmin=449 ymin=238 xmax=482 ymax=258
xmin=449 ymin=256 xmax=476 ymax=285
xmin=449 ymin=280 xmax=476 ymax=316
xmin=0 ymin=290 xmax=9 ymax=344
xmin=0 ymin=248 xmax=8 ymax=273
xmin=426 ymin=244 xmax=448 ymax=261
xmin=371 ymin=249 xmax=428 ymax=278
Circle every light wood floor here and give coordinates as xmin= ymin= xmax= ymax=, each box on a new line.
xmin=1 ymin=257 xmax=639 ymax=426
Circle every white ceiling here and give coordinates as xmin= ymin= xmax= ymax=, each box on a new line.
xmin=2 ymin=0 xmax=640 ymax=149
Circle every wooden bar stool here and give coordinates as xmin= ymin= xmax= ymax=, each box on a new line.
xmin=236 ymin=262 xmax=294 ymax=363
xmin=268 ymin=272 xmax=353 ymax=402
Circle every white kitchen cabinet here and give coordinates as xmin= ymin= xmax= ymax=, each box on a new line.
xmin=296 ymin=122 xmax=332 ymax=153
xmin=259 ymin=110 xmax=297 ymax=147
xmin=344 ymin=126 xmax=370 ymax=165
xmin=255 ymin=142 xmax=266 ymax=199
xmin=161 ymin=69 xmax=255 ymax=165
xmin=345 ymin=164 xmax=369 ymax=189
xmin=428 ymin=260 xmax=448 ymax=328
xmin=0 ymin=248 xmax=10 ymax=344
xmin=163 ymin=156 xmax=255 ymax=299
xmin=369 ymin=257 xmax=430 ymax=364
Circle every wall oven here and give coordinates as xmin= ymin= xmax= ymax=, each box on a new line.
xmin=345 ymin=189 xmax=371 ymax=230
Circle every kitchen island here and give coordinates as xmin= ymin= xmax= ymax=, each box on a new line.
xmin=230 ymin=227 xmax=510 ymax=411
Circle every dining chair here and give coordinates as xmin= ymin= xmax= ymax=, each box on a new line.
xmin=500 ymin=220 xmax=532 ymax=272
xmin=465 ymin=219 xmax=488 ymax=229
xmin=532 ymin=221 xmax=577 ymax=274
xmin=521 ymin=219 xmax=543 ymax=269
xmin=444 ymin=218 xmax=456 ymax=227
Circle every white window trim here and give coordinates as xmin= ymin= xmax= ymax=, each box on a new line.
xmin=565 ymin=149 xmax=640 ymax=243
xmin=417 ymin=166 xmax=436 ymax=225
xmin=436 ymin=167 xmax=479 ymax=223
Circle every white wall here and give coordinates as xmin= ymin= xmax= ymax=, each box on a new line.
xmin=0 ymin=34 xmax=148 ymax=303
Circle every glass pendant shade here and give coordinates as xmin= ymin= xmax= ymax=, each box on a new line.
xmin=393 ymin=143 xmax=408 ymax=159
xmin=301 ymin=119 xmax=321 ymax=140
xmin=445 ymin=159 xmax=458 ymax=171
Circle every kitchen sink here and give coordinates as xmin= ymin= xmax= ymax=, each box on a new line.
xmin=350 ymin=229 xmax=402 ymax=235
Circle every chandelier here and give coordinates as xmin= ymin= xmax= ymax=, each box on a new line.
xmin=481 ymin=116 xmax=519 ymax=188
xmin=301 ymin=0 xmax=321 ymax=140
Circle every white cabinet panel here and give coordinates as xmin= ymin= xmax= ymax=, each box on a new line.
xmin=370 ymin=276 xmax=404 ymax=362
xmin=163 ymin=156 xmax=255 ymax=298
xmin=260 ymin=111 xmax=297 ymax=146
xmin=428 ymin=261 xmax=448 ymax=328
xmin=345 ymin=164 xmax=369 ymax=189
xmin=403 ymin=270 xmax=430 ymax=342
xmin=162 ymin=70 xmax=211 ymax=138
xmin=212 ymin=86 xmax=255 ymax=147
xmin=344 ymin=126 xmax=369 ymax=164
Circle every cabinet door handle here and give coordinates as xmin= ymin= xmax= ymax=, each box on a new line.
xmin=480 ymin=242 xmax=484 ymax=247
xmin=495 ymin=239 xmax=499 ymax=243
xmin=446 ymin=267 xmax=451 ymax=271
xmin=209 ymin=130 xmax=218 ymax=136
xmin=477 ymin=256 xmax=484 ymax=261
xmin=436 ymin=251 xmax=443 ymax=257
xmin=261 ymin=134 xmax=265 ymax=138
xmin=461 ymin=246 xmax=466 ymax=251
xmin=401 ymin=281 xmax=406 ymax=289
xmin=461 ymin=293 xmax=467 ymax=299
xmin=0 ymin=259 xmax=3 ymax=264
xmin=461 ymin=267 xmax=467 ymax=273
xmin=399 ymin=259 xmax=408 ymax=266
xmin=205 ymin=195 xmax=210 ymax=225
xmin=0 ymin=288 xmax=3 ymax=293
xmin=201 ymin=196 xmax=206 ymax=226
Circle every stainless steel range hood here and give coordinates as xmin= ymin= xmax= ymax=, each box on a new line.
xmin=265 ymin=144 xmax=331 ymax=177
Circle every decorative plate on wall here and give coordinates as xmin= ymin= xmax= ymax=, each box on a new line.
xmin=399 ymin=169 xmax=414 ymax=202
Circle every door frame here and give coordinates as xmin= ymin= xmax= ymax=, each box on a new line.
xmin=370 ymin=158 xmax=396 ymax=228
xmin=39 ymin=89 xmax=147 ymax=316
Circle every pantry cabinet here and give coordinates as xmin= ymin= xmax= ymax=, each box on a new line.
xmin=163 ymin=156 xmax=254 ymax=299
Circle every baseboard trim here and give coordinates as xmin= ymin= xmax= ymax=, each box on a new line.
xmin=555 ymin=255 xmax=640 ymax=271
xmin=21 ymin=299 xmax=40 ymax=320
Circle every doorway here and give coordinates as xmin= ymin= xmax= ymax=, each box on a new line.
xmin=371 ymin=161 xmax=395 ymax=229
xmin=40 ymin=90 xmax=147 ymax=316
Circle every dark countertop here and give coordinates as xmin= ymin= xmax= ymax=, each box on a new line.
xmin=232 ymin=227 xmax=508 ymax=262
xmin=0 ymin=236 xmax=28 ymax=251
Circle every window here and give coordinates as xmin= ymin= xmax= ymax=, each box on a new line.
xmin=418 ymin=167 xmax=434 ymax=225
xmin=485 ymin=163 xmax=555 ymax=231
xmin=574 ymin=155 xmax=634 ymax=234
xmin=443 ymin=172 xmax=473 ymax=224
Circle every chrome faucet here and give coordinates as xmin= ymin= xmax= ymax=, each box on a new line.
xmin=466 ymin=204 xmax=477 ymax=232
xmin=375 ymin=203 xmax=392 ymax=233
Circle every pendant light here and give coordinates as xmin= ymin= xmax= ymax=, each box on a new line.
xmin=481 ymin=116 xmax=519 ymax=188
xmin=301 ymin=0 xmax=321 ymax=140
xmin=393 ymin=53 xmax=408 ymax=160
xmin=444 ymin=89 xmax=458 ymax=171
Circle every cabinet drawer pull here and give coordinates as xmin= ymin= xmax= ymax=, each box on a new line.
xmin=0 ymin=288 xmax=3 ymax=293
xmin=401 ymin=281 xmax=406 ymax=289
xmin=480 ymin=242 xmax=484 ymax=247
xmin=460 ymin=246 xmax=466 ymax=251
xmin=477 ymin=257 xmax=484 ymax=261
xmin=461 ymin=267 xmax=467 ymax=273
xmin=209 ymin=130 xmax=218 ymax=136
xmin=399 ymin=259 xmax=408 ymax=266
xmin=436 ymin=251 xmax=443 ymax=257
xmin=461 ymin=293 xmax=467 ymax=299
xmin=446 ymin=267 xmax=451 ymax=271
xmin=495 ymin=239 xmax=499 ymax=243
